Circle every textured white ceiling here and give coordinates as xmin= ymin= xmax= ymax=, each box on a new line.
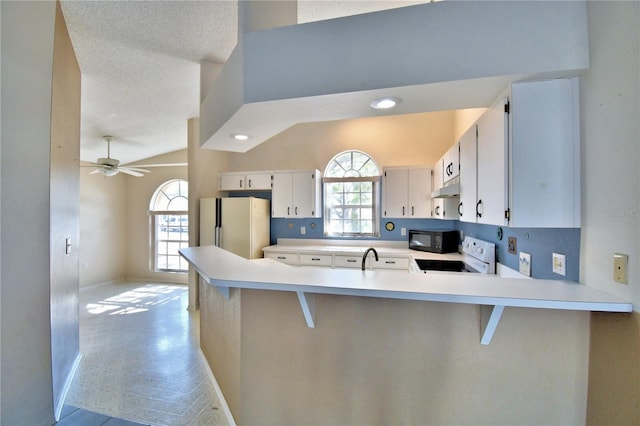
xmin=61 ymin=0 xmax=429 ymax=165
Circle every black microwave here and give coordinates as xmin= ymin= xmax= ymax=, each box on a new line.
xmin=408 ymin=230 xmax=459 ymax=254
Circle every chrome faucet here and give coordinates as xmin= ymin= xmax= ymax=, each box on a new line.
xmin=362 ymin=247 xmax=379 ymax=270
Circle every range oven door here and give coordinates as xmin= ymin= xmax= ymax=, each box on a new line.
xmin=414 ymin=259 xmax=474 ymax=273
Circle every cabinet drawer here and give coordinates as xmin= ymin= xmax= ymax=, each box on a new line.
xmin=374 ymin=257 xmax=410 ymax=270
xmin=299 ymin=254 xmax=332 ymax=267
xmin=266 ymin=253 xmax=299 ymax=266
xmin=334 ymin=255 xmax=362 ymax=268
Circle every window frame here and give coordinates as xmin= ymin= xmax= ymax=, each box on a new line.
xmin=323 ymin=151 xmax=381 ymax=238
xmin=148 ymin=179 xmax=189 ymax=273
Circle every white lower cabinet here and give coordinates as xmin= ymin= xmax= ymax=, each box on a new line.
xmin=267 ymin=250 xmax=411 ymax=271
xmin=374 ymin=257 xmax=410 ymax=270
xmin=266 ymin=252 xmax=298 ymax=265
xmin=299 ymin=254 xmax=332 ymax=267
xmin=334 ymin=255 xmax=362 ymax=268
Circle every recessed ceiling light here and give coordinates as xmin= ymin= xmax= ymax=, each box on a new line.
xmin=231 ymin=133 xmax=250 ymax=141
xmin=370 ymin=97 xmax=401 ymax=110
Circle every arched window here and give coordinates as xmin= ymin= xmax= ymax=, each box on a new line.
xmin=149 ymin=179 xmax=188 ymax=273
xmin=323 ymin=150 xmax=380 ymax=237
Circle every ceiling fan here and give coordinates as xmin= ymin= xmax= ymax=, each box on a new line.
xmin=85 ymin=135 xmax=150 ymax=177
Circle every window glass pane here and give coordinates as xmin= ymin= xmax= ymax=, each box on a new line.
xmin=323 ymin=151 xmax=379 ymax=237
xmin=150 ymin=180 xmax=189 ymax=273
xmin=352 ymin=153 xmax=368 ymax=172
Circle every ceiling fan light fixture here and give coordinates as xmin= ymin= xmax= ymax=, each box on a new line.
xmin=231 ymin=133 xmax=250 ymax=141
xmin=103 ymin=169 xmax=119 ymax=177
xmin=370 ymin=96 xmax=401 ymax=110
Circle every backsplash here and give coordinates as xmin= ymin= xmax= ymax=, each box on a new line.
xmin=227 ymin=193 xmax=580 ymax=281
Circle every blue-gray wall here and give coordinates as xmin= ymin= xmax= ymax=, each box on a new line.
xmin=230 ymin=192 xmax=580 ymax=281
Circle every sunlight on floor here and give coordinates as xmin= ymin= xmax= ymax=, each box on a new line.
xmin=86 ymin=285 xmax=184 ymax=315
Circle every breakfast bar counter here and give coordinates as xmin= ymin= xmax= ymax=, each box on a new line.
xmin=180 ymin=245 xmax=632 ymax=345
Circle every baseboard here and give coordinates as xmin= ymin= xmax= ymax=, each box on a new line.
xmin=198 ymin=348 xmax=236 ymax=426
xmin=125 ymin=276 xmax=189 ymax=285
xmin=79 ymin=278 xmax=125 ymax=292
xmin=54 ymin=352 xmax=83 ymax=421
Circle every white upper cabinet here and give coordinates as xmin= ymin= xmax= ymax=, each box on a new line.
xmin=431 ymin=159 xmax=460 ymax=220
xmin=272 ymin=170 xmax=322 ymax=218
xmin=476 ymin=93 xmax=509 ymax=226
xmin=458 ymin=124 xmax=478 ymax=223
xmin=219 ymin=171 xmax=272 ymax=191
xmin=509 ymin=78 xmax=580 ymax=227
xmin=459 ymin=77 xmax=580 ymax=227
xmin=442 ymin=142 xmax=460 ymax=184
xmin=382 ymin=167 xmax=431 ymax=218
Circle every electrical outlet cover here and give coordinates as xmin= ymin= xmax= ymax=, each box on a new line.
xmin=552 ymin=253 xmax=566 ymax=276
xmin=519 ymin=252 xmax=531 ymax=276
xmin=613 ymin=253 xmax=628 ymax=284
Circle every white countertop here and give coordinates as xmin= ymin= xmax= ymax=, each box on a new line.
xmin=180 ymin=245 xmax=632 ymax=312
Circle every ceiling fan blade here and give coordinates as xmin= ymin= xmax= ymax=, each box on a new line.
xmin=122 ymin=166 xmax=150 ymax=173
xmin=124 ymin=162 xmax=187 ymax=168
xmin=118 ymin=168 xmax=144 ymax=177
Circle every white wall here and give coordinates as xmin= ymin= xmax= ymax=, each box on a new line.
xmin=1 ymin=2 xmax=58 ymax=424
xmin=80 ymin=150 xmax=191 ymax=287
xmin=125 ymin=150 xmax=188 ymax=284
xmin=580 ymin=1 xmax=640 ymax=308
xmin=79 ymin=169 xmax=128 ymax=288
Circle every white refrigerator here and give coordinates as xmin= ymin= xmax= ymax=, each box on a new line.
xmin=199 ymin=197 xmax=270 ymax=259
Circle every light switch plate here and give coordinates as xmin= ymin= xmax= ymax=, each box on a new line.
xmin=552 ymin=253 xmax=566 ymax=276
xmin=300 ymin=226 xmax=306 ymax=235
xmin=613 ymin=253 xmax=628 ymax=284
xmin=519 ymin=252 xmax=531 ymax=276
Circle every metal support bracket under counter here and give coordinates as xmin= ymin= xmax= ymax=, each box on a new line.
xmin=180 ymin=246 xmax=632 ymax=345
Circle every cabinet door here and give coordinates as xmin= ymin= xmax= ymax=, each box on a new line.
xmin=382 ymin=168 xmax=409 ymax=218
xmin=458 ymin=124 xmax=477 ymax=223
xmin=407 ymin=168 xmax=431 ymax=218
xmin=219 ymin=173 xmax=245 ymax=191
xmin=291 ymin=171 xmax=319 ymax=217
xmin=245 ymin=172 xmax=272 ymax=190
xmin=271 ymin=172 xmax=293 ymax=218
xmin=510 ymin=78 xmax=580 ymax=227
xmin=443 ymin=142 xmax=460 ymax=183
xmin=476 ymin=95 xmax=508 ymax=226
xmin=266 ymin=252 xmax=298 ymax=265
xmin=431 ymin=159 xmax=444 ymax=218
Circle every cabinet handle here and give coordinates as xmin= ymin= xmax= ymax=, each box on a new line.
xmin=295 ymin=206 xmax=298 ymax=216
xmin=347 ymin=259 xmax=357 ymax=263
xmin=458 ymin=202 xmax=463 ymax=216
xmin=385 ymin=261 xmax=396 ymax=264
xmin=411 ymin=206 xmax=415 ymax=216
xmin=248 ymin=179 xmax=252 ymax=188
xmin=277 ymin=256 xmax=286 ymax=260
xmin=402 ymin=206 xmax=405 ymax=216
xmin=476 ymin=200 xmax=483 ymax=218
xmin=435 ymin=206 xmax=440 ymax=216
xmin=311 ymin=258 xmax=321 ymax=261
xmin=240 ymin=179 xmax=243 ymax=188
xmin=287 ymin=207 xmax=290 ymax=216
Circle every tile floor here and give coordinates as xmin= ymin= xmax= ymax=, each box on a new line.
xmin=66 ymin=282 xmax=230 ymax=426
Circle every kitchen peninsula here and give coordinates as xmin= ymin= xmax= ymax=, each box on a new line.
xmin=180 ymin=243 xmax=631 ymax=424
xmin=181 ymin=245 xmax=630 ymax=338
